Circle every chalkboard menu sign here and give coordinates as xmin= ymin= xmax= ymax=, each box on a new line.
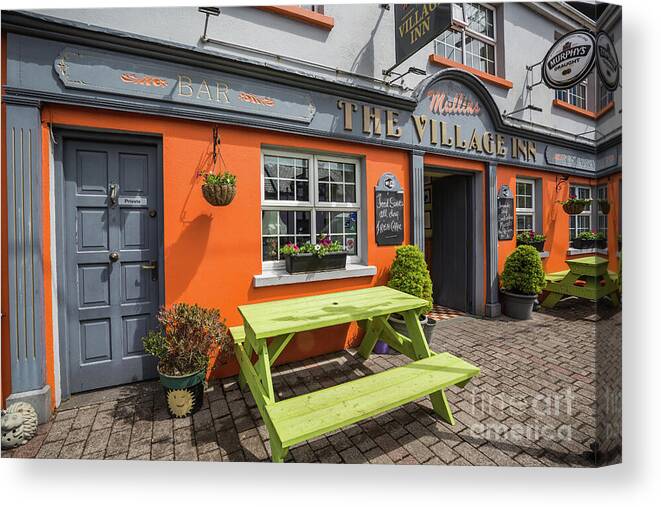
xmin=375 ymin=173 xmax=404 ymax=246
xmin=497 ymin=184 xmax=514 ymax=241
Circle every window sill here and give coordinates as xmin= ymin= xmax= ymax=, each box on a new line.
xmin=552 ymin=99 xmax=615 ymax=120
xmin=253 ymin=264 xmax=376 ymax=287
xmin=428 ymin=54 xmax=513 ymax=89
xmin=567 ymin=248 xmax=608 ymax=256
xmin=256 ymin=6 xmax=335 ymax=30
xmin=539 ymin=251 xmax=550 ymax=259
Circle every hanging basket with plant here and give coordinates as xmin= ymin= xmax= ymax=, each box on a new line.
xmin=598 ymin=199 xmax=611 ymax=214
xmin=201 ymin=171 xmax=237 ymax=206
xmin=200 ymin=126 xmax=237 ymax=207
xmin=558 ymin=195 xmax=591 ymax=215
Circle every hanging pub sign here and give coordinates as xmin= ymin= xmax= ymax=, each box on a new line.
xmin=394 ymin=3 xmax=452 ymax=67
xmin=375 ymin=173 xmax=404 ymax=246
xmin=497 ymin=185 xmax=514 ymax=241
xmin=595 ymin=31 xmax=620 ymax=91
xmin=541 ymin=29 xmax=596 ymax=90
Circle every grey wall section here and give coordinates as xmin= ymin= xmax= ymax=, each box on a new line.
xmin=5 ymin=103 xmax=47 ymax=394
xmin=410 ymin=151 xmax=425 ymax=250
xmin=485 ymin=163 xmax=501 ymax=317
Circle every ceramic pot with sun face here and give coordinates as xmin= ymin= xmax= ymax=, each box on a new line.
xmin=158 ymin=368 xmax=206 ymax=418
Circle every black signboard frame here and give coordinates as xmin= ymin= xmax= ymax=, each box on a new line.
xmin=393 ymin=4 xmax=452 ymax=68
xmin=375 ymin=173 xmax=405 ymax=246
xmin=497 ymin=184 xmax=514 ymax=241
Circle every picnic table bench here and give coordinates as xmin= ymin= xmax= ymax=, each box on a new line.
xmin=542 ymin=256 xmax=620 ymax=308
xmin=230 ymin=286 xmax=479 ymax=462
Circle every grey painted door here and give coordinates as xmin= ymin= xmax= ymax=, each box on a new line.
xmin=431 ymin=175 xmax=473 ymax=312
xmin=64 ymin=140 xmax=160 ymax=393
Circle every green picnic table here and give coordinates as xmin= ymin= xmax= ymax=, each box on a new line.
xmin=542 ymin=256 xmax=620 ymax=309
xmin=229 ymin=286 xmax=480 ymax=463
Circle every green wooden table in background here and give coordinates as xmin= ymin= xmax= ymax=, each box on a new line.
xmin=543 ymin=256 xmax=620 ymax=309
xmin=230 ymin=286 xmax=480 ymax=462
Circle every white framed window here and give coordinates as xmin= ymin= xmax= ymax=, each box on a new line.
xmin=556 ymin=81 xmax=588 ymax=109
xmin=261 ymin=150 xmax=361 ymax=270
xmin=569 ymin=185 xmax=592 ymax=240
xmin=599 ymin=82 xmax=614 ymax=110
xmin=434 ymin=3 xmax=497 ymax=75
xmin=597 ymin=185 xmax=608 ymax=238
xmin=516 ymin=178 xmax=535 ymax=233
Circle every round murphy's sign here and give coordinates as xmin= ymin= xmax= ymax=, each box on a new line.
xmin=596 ymin=31 xmax=620 ymax=91
xmin=542 ymin=29 xmax=596 ymax=90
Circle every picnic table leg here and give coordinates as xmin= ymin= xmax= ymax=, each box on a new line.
xmin=357 ymin=317 xmax=384 ymax=359
xmin=238 ymin=338 xmax=254 ymax=391
xmin=401 ymin=310 xmax=455 ymax=425
xmin=542 ymin=271 xmax=581 ymax=309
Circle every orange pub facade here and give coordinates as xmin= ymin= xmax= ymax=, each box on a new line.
xmin=1 ymin=12 xmax=621 ymax=422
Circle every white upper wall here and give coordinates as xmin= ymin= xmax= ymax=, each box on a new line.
xmin=31 ymin=2 xmax=622 ymax=140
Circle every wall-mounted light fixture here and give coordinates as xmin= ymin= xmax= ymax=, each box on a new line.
xmin=199 ymin=7 xmax=221 ymax=41
xmin=384 ymin=66 xmax=427 ymax=85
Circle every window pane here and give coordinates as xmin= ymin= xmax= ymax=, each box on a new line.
xmin=262 ymin=210 xmax=312 ymax=261
xmin=345 ymin=185 xmax=356 ymax=203
xmin=331 ymin=212 xmax=344 ymax=234
xmin=517 ymin=214 xmax=533 ymax=233
xmin=264 ymin=178 xmax=278 ymax=200
xmin=466 ymin=3 xmax=494 ymax=39
xmin=262 ymin=210 xmax=279 ymax=236
xmin=316 ymin=211 xmax=330 ymax=234
xmin=331 ymin=184 xmax=344 ymax=202
xmin=296 ymin=211 xmax=311 ymax=235
xmin=318 ymin=183 xmax=329 ymax=202
xmin=263 ymin=155 xmax=310 ymax=202
xmin=345 ymin=235 xmax=357 ymax=255
xmin=262 ymin=237 xmax=279 ymax=261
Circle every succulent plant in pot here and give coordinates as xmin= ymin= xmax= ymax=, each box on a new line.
xmin=500 ymin=245 xmax=546 ymax=320
xmin=382 ymin=245 xmax=436 ymax=353
xmin=143 ymin=303 xmax=232 ymax=418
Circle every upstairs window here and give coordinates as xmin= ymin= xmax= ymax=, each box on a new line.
xmin=435 ymin=3 xmax=497 ymax=75
xmin=599 ymin=83 xmax=614 ymax=110
xmin=556 ymin=81 xmax=588 ymax=110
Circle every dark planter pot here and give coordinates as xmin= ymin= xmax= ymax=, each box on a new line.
xmin=501 ymin=291 xmax=537 ymax=320
xmin=562 ymin=201 xmax=588 ymax=215
xmin=284 ymin=252 xmax=347 ymax=274
xmin=517 ymin=239 xmax=545 ymax=252
xmin=202 ymin=183 xmax=236 ymax=206
xmin=158 ymin=368 xmax=206 ymax=418
xmin=375 ymin=314 xmax=436 ymax=354
xmin=572 ymin=238 xmax=606 ymax=250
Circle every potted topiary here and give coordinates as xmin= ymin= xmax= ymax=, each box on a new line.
xmin=280 ymin=234 xmax=347 ymax=274
xmin=383 ymin=245 xmax=436 ymax=351
xmin=516 ymin=230 xmax=547 ymax=252
xmin=500 ymin=245 xmax=546 ymax=320
xmin=572 ymin=231 xmax=607 ymax=250
xmin=558 ymin=194 xmax=591 ymax=215
xmin=143 ymin=303 xmax=232 ymax=418
xmin=201 ymin=171 xmax=237 ymax=206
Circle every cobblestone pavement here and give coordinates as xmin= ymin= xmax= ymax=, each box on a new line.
xmin=2 ymin=299 xmax=621 ymax=466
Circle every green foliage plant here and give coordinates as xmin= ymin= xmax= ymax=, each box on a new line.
xmin=500 ymin=245 xmax=546 ymax=295
xmin=387 ymin=245 xmax=433 ymax=314
xmin=143 ymin=303 xmax=232 ymax=376
xmin=202 ymin=171 xmax=237 ymax=186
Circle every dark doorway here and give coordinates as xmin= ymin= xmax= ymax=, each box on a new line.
xmin=430 ymin=174 xmax=473 ymax=312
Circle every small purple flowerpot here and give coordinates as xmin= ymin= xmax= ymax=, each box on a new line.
xmin=373 ymin=340 xmax=390 ymax=354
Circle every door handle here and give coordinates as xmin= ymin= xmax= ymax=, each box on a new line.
xmin=141 ymin=260 xmax=158 ymax=281
xmin=109 ymin=183 xmax=119 ymax=207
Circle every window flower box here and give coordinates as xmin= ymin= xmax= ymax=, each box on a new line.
xmin=280 ymin=234 xmax=347 ymax=274
xmin=516 ymin=231 xmax=546 ymax=253
xmin=284 ymin=251 xmax=348 ymax=274
xmin=572 ymin=231 xmax=607 ymax=250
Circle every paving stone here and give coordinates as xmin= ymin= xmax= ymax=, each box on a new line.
xmin=71 ymin=407 xmax=98 ymax=430
xmin=106 ymin=429 xmax=131 ymax=456
xmin=340 ymin=446 xmax=367 ymax=464
xmin=127 ymin=439 xmax=152 ymax=459
xmin=63 ymin=426 xmax=92 ymax=446
xmin=36 ymin=440 xmax=65 ymax=459
xmin=83 ymin=429 xmax=112 ymax=455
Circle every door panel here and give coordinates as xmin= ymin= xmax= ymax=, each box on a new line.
xmin=64 ymin=139 xmax=160 ymax=393
xmin=431 ymin=175 xmax=473 ymax=312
